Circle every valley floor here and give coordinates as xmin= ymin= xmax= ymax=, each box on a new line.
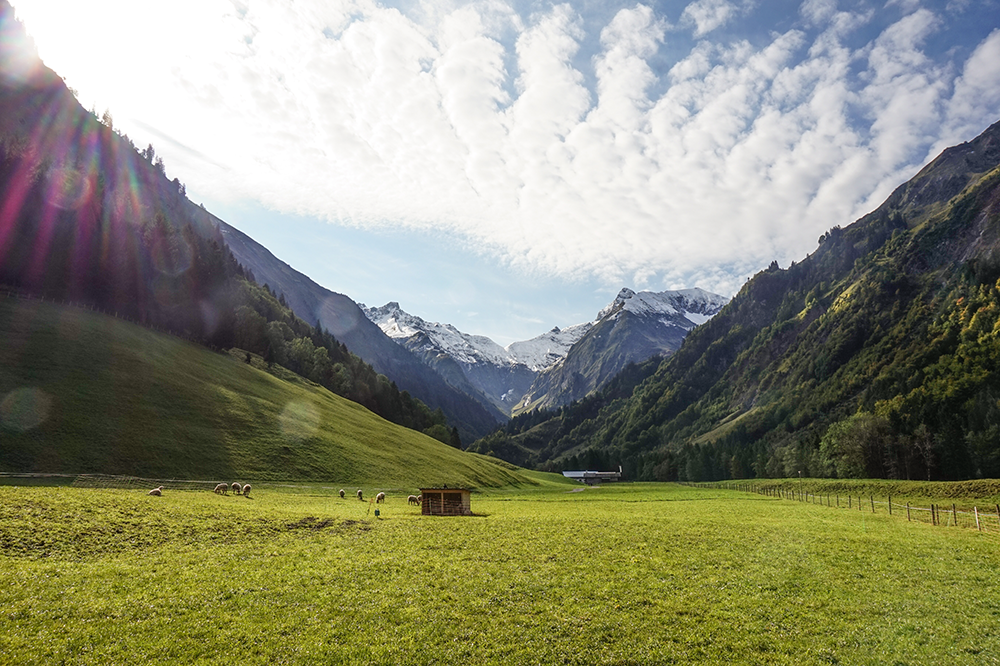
xmin=1 ymin=482 xmax=998 ymax=665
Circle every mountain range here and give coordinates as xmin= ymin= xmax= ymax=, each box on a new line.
xmin=362 ymin=287 xmax=727 ymax=418
xmin=6 ymin=0 xmax=1000 ymax=486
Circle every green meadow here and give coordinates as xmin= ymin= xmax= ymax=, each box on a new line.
xmin=2 ymin=481 xmax=999 ymax=665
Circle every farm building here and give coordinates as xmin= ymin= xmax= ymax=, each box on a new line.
xmin=420 ymin=487 xmax=472 ymax=516
xmin=562 ymin=469 xmax=622 ymax=485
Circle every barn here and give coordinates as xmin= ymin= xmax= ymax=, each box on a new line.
xmin=420 ymin=487 xmax=472 ymax=516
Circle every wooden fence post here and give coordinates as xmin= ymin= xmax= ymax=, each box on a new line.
xmin=931 ymin=504 xmax=936 ymax=526
xmin=888 ymin=495 xmax=892 ymax=515
xmin=849 ymin=495 xmax=852 ymax=509
xmin=870 ymin=495 xmax=875 ymax=513
xmin=906 ymin=503 xmax=910 ymax=521
xmin=953 ymin=504 xmax=957 ymax=527
xmin=975 ymin=507 xmax=981 ymax=532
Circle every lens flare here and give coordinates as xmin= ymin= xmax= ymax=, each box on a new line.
xmin=1 ymin=387 xmax=52 ymax=432
xmin=44 ymin=166 xmax=91 ymax=210
xmin=279 ymin=400 xmax=320 ymax=444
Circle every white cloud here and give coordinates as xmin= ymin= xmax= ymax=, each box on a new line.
xmin=680 ymin=0 xmax=753 ymax=37
xmin=11 ymin=0 xmax=1000 ymax=299
xmin=932 ymin=28 xmax=1000 ymax=156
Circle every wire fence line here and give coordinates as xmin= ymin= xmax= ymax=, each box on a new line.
xmin=685 ymin=480 xmax=1000 ymax=534
xmin=0 ymin=472 xmax=222 ymax=492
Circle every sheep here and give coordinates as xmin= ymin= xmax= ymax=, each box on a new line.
xmin=231 ymin=482 xmax=243 ymax=495
xmin=242 ymin=483 xmax=251 ymax=498
xmin=148 ymin=486 xmax=164 ymax=496
xmin=357 ymin=489 xmax=363 ymax=500
xmin=376 ymin=492 xmax=385 ymax=504
xmin=416 ymin=494 xmax=422 ymax=505
xmin=339 ymin=489 xmax=345 ymax=499
xmin=407 ymin=494 xmax=419 ymax=505
xmin=214 ymin=482 xmax=228 ymax=495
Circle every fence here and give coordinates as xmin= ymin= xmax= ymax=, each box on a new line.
xmin=700 ymin=481 xmax=1000 ymax=534
xmin=0 ymin=472 xmax=218 ymax=492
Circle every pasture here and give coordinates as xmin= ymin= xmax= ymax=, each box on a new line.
xmin=1 ymin=481 xmax=998 ymax=665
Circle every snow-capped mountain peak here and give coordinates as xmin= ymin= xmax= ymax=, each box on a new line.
xmin=597 ymin=287 xmax=728 ymax=325
xmin=361 ymin=302 xmax=511 ymax=367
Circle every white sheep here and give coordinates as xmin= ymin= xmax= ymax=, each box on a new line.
xmin=339 ymin=489 xmax=345 ymax=499
xmin=231 ymin=482 xmax=243 ymax=495
xmin=376 ymin=492 xmax=385 ymax=504
xmin=407 ymin=494 xmax=419 ymax=505
xmin=214 ymin=482 xmax=228 ymax=495
xmin=242 ymin=483 xmax=251 ymax=498
xmin=416 ymin=494 xmax=422 ymax=505
xmin=357 ymin=489 xmax=363 ymax=500
xmin=148 ymin=486 xmax=164 ymax=496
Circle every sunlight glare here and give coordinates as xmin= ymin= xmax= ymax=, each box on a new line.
xmin=1 ymin=387 xmax=52 ymax=432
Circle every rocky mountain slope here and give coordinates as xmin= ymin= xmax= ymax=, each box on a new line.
xmin=517 ymin=288 xmax=728 ymax=414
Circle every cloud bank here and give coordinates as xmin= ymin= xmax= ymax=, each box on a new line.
xmin=14 ymin=0 xmax=1000 ymax=297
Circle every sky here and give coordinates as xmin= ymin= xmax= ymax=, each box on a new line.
xmin=10 ymin=0 xmax=1000 ymax=344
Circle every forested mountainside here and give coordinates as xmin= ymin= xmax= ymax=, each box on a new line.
xmin=473 ymin=119 xmax=1000 ymax=482
xmin=0 ymin=1 xmax=461 ymax=446
xmin=218 ymin=223 xmax=503 ymax=442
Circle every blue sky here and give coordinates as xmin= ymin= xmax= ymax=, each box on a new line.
xmin=11 ymin=0 xmax=1000 ymax=344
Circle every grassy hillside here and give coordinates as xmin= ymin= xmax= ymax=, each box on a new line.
xmin=0 ymin=296 xmax=530 ymax=488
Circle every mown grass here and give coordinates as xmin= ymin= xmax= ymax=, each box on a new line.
xmin=0 ymin=298 xmax=526 ymax=488
xmin=2 ymin=482 xmax=998 ymax=665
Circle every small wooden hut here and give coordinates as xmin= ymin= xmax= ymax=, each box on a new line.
xmin=420 ymin=487 xmax=472 ymax=516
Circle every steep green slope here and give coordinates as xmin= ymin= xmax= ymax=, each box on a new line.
xmin=0 ymin=1 xmax=496 ymax=444
xmin=0 ymin=297 xmax=529 ymax=487
xmin=475 ymin=120 xmax=1000 ymax=482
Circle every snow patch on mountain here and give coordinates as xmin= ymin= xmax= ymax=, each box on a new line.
xmin=598 ymin=287 xmax=728 ymax=325
xmin=506 ymin=322 xmax=593 ymax=371
xmin=362 ymin=302 xmax=513 ymax=367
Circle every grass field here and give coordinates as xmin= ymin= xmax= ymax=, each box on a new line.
xmin=0 ymin=297 xmax=525 ymax=488
xmin=2 ymin=481 xmax=998 ymax=665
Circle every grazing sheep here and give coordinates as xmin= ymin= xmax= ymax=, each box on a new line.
xmin=148 ymin=486 xmax=164 ymax=496
xmin=242 ymin=483 xmax=251 ymax=498
xmin=376 ymin=492 xmax=385 ymax=504
xmin=214 ymin=482 xmax=228 ymax=495
xmin=407 ymin=494 xmax=419 ymax=505
xmin=339 ymin=489 xmax=345 ymax=499
xmin=231 ymin=482 xmax=243 ymax=495
xmin=416 ymin=494 xmax=422 ymax=505
xmin=357 ymin=489 xmax=363 ymax=500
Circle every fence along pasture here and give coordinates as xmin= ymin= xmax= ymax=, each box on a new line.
xmin=0 ymin=472 xmax=220 ymax=492
xmin=696 ymin=481 xmax=1000 ymax=535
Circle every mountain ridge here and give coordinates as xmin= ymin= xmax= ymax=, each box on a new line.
xmin=470 ymin=119 xmax=1000 ymax=481
xmin=364 ymin=287 xmax=728 ymax=418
